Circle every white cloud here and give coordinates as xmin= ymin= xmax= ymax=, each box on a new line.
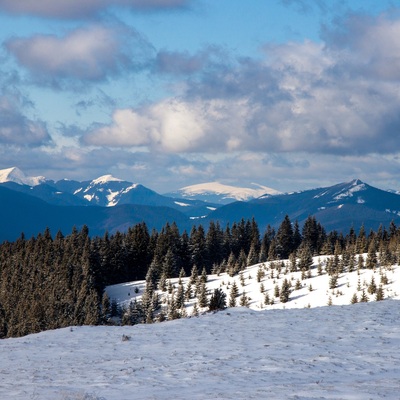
xmin=83 ymin=98 xmax=249 ymax=153
xmin=5 ymin=25 xmax=151 ymax=83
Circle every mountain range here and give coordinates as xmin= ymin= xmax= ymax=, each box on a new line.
xmin=1 ymin=166 xmax=400 ymax=241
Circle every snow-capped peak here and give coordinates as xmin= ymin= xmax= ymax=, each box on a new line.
xmin=0 ymin=167 xmax=46 ymax=186
xmin=174 ymin=181 xmax=281 ymax=203
xmin=91 ymin=175 xmax=124 ymax=185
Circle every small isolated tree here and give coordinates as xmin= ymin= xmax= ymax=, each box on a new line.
xmin=329 ymin=274 xmax=338 ymax=289
xmin=239 ymin=272 xmax=245 ymax=287
xmin=367 ymin=275 xmax=377 ymax=294
xmin=197 ymin=281 xmax=208 ymax=308
xmin=274 ymin=284 xmax=280 ymax=298
xmin=375 ymin=285 xmax=385 ymax=301
xmin=257 ymin=266 xmax=265 ymax=282
xmin=240 ymin=291 xmax=250 ymax=307
xmin=208 ymin=288 xmax=227 ymax=311
xmin=229 ymin=281 xmax=239 ymax=307
xmin=280 ymin=278 xmax=290 ymax=303
xmin=264 ymin=292 xmax=270 ymax=306
xmin=360 ymin=289 xmax=369 ymax=303
xmin=350 ymin=293 xmax=358 ymax=304
xmin=175 ymin=283 xmax=185 ymax=309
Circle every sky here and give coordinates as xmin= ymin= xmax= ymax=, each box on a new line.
xmin=1 ymin=0 xmax=400 ymax=193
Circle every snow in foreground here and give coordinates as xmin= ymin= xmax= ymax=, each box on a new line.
xmin=1 ymin=300 xmax=400 ymax=400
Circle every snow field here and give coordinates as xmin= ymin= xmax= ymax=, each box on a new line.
xmin=0 ymin=301 xmax=399 ymax=399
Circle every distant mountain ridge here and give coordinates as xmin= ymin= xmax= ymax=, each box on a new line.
xmin=1 ymin=167 xmax=400 ymax=242
xmin=208 ymin=179 xmax=400 ymax=232
xmin=0 ymin=167 xmax=220 ymax=217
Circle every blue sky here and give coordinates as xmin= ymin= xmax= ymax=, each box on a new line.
xmin=1 ymin=0 xmax=400 ymax=193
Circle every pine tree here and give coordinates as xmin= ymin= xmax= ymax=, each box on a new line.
xmin=280 ymin=279 xmax=290 ymax=303
xmin=360 ymin=289 xmax=369 ymax=303
xmin=184 ymin=282 xmax=192 ymax=300
xmin=240 ymin=291 xmax=249 ymax=307
xmin=276 ymin=215 xmax=294 ymax=259
xmin=375 ymin=285 xmax=384 ymax=301
xmin=175 ymin=283 xmax=185 ymax=309
xmin=158 ymin=272 xmax=167 ymax=292
xmin=350 ymin=293 xmax=358 ymax=304
xmin=209 ymin=288 xmax=227 ymax=311
xmin=247 ymin=243 xmax=259 ymax=267
xmin=240 ymin=272 xmax=245 ymax=287
xmin=289 ymin=252 xmax=297 ymax=272
xmin=264 ymin=292 xmax=270 ymax=306
xmin=329 ymin=274 xmax=338 ymax=289
xmin=366 ymin=241 xmax=378 ymax=269
xmin=167 ymin=293 xmax=180 ymax=320
xmin=229 ymin=281 xmax=239 ymax=307
xmin=197 ymin=281 xmax=208 ymax=308
xmin=368 ymin=275 xmax=377 ymax=294
xmin=298 ymin=246 xmax=313 ymax=271
xmin=189 ymin=265 xmax=199 ymax=285
xmin=256 ymin=266 xmax=265 ymax=282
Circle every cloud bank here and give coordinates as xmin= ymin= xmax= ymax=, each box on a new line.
xmin=82 ymin=13 xmax=400 ymax=158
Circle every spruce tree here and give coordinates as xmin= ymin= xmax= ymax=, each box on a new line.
xmin=375 ymin=285 xmax=384 ymax=301
xmin=209 ymin=288 xmax=227 ymax=311
xmin=240 ymin=291 xmax=249 ymax=307
xmin=229 ymin=282 xmax=239 ymax=307
xmin=276 ymin=215 xmax=294 ymax=259
xmin=274 ymin=284 xmax=280 ymax=298
xmin=360 ymin=289 xmax=369 ymax=303
xmin=368 ymin=275 xmax=377 ymax=294
xmin=176 ymin=283 xmax=185 ymax=309
xmin=280 ymin=279 xmax=290 ymax=303
xmin=197 ymin=281 xmax=208 ymax=308
xmin=366 ymin=241 xmax=378 ymax=269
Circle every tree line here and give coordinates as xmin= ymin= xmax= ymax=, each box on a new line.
xmin=1 ymin=215 xmax=400 ymax=337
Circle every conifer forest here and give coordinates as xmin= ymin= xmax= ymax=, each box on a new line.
xmin=1 ymin=216 xmax=399 ymax=338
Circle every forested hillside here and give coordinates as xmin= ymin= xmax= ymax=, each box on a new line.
xmin=1 ymin=215 xmax=399 ymax=338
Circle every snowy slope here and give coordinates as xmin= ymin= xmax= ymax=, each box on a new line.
xmin=1 ymin=300 xmax=399 ymax=399
xmin=167 ymin=181 xmax=281 ymax=204
xmin=107 ymin=255 xmax=400 ymax=312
